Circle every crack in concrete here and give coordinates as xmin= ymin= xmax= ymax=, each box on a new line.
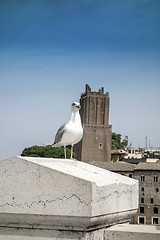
xmin=0 ymin=194 xmax=91 ymax=210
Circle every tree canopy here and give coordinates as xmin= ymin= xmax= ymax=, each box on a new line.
xmin=21 ymin=145 xmax=72 ymax=159
xmin=144 ymin=151 xmax=156 ymax=159
xmin=111 ymin=132 xmax=128 ymax=150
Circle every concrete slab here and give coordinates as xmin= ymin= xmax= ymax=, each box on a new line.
xmin=0 ymin=157 xmax=138 ymax=231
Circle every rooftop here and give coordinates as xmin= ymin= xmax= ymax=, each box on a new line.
xmin=111 ymin=149 xmax=126 ymax=155
xmin=135 ymin=162 xmax=160 ymax=171
xmin=90 ymin=161 xmax=136 ymax=172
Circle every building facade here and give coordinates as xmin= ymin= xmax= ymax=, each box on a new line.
xmin=133 ymin=163 xmax=160 ymax=225
xmin=74 ymin=84 xmax=112 ymax=162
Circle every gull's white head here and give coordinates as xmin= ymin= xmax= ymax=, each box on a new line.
xmin=71 ymin=102 xmax=81 ymax=111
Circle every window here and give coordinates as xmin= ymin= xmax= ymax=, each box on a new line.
xmin=141 ymin=198 xmax=144 ymax=203
xmin=150 ymin=198 xmax=154 ymax=204
xmin=129 ymin=174 xmax=133 ymax=178
xmin=128 ymin=150 xmax=131 ymax=154
xmin=132 ymin=150 xmax=135 ymax=154
xmin=152 ymin=217 xmax=159 ymax=225
xmin=138 ymin=217 xmax=145 ymax=224
xmin=99 ymin=143 xmax=103 ymax=149
xmin=141 ymin=187 xmax=144 ymax=192
xmin=154 ymin=207 xmax=158 ymax=214
xmin=140 ymin=207 xmax=144 ymax=213
xmin=154 ymin=175 xmax=158 ymax=182
xmin=141 ymin=175 xmax=145 ymax=182
xmin=156 ymin=188 xmax=159 ymax=192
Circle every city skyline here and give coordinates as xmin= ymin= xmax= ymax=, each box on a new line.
xmin=0 ymin=0 xmax=160 ymax=160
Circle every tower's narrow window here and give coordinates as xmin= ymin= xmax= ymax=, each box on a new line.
xmin=141 ymin=175 xmax=145 ymax=182
xmin=154 ymin=175 xmax=158 ymax=182
xmin=99 ymin=143 xmax=103 ymax=149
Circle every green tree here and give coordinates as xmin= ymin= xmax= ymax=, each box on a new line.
xmin=112 ymin=132 xmax=128 ymax=150
xmin=144 ymin=151 xmax=156 ymax=159
xmin=21 ymin=145 xmax=73 ymax=159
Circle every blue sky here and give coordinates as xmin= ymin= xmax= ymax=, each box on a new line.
xmin=0 ymin=0 xmax=160 ymax=160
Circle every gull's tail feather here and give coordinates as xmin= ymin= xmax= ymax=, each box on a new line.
xmin=52 ymin=142 xmax=61 ymax=148
xmin=52 ymin=142 xmax=56 ymax=148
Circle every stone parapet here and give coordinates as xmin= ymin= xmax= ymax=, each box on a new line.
xmin=0 ymin=157 xmax=139 ymax=239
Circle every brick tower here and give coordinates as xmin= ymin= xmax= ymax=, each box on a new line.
xmin=74 ymin=84 xmax=112 ymax=162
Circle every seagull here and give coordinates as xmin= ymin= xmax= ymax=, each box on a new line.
xmin=52 ymin=102 xmax=83 ymax=159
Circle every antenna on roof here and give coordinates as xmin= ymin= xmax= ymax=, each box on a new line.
xmin=145 ymin=136 xmax=148 ymax=148
xmin=149 ymin=139 xmax=151 ymax=148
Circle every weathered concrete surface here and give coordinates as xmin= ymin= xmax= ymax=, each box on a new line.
xmin=105 ymin=224 xmax=160 ymax=240
xmin=0 ymin=156 xmax=139 ymax=239
xmin=0 ymin=227 xmax=105 ymax=240
xmin=0 ymin=227 xmax=86 ymax=240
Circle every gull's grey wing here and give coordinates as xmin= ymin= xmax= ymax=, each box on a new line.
xmin=53 ymin=123 xmax=66 ymax=144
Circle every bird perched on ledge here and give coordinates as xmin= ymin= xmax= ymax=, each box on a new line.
xmin=52 ymin=102 xmax=83 ymax=159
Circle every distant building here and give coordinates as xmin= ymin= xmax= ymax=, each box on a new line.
xmin=90 ymin=161 xmax=160 ymax=226
xmin=124 ymin=144 xmax=143 ymax=159
xmin=144 ymin=147 xmax=160 ymax=153
xmin=122 ymin=144 xmax=145 ymax=164
xmin=146 ymin=158 xmax=159 ymax=163
xmin=120 ymin=144 xmax=160 ymax=164
xmin=144 ymin=147 xmax=160 ymax=160
xmin=111 ymin=149 xmax=126 ymax=162
xmin=74 ymin=84 xmax=112 ymax=162
xmin=133 ymin=163 xmax=160 ymax=225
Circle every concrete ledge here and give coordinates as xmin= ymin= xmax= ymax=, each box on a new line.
xmin=105 ymin=224 xmax=160 ymax=240
xmin=0 ymin=224 xmax=160 ymax=240
xmin=0 ymin=210 xmax=137 ymax=231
